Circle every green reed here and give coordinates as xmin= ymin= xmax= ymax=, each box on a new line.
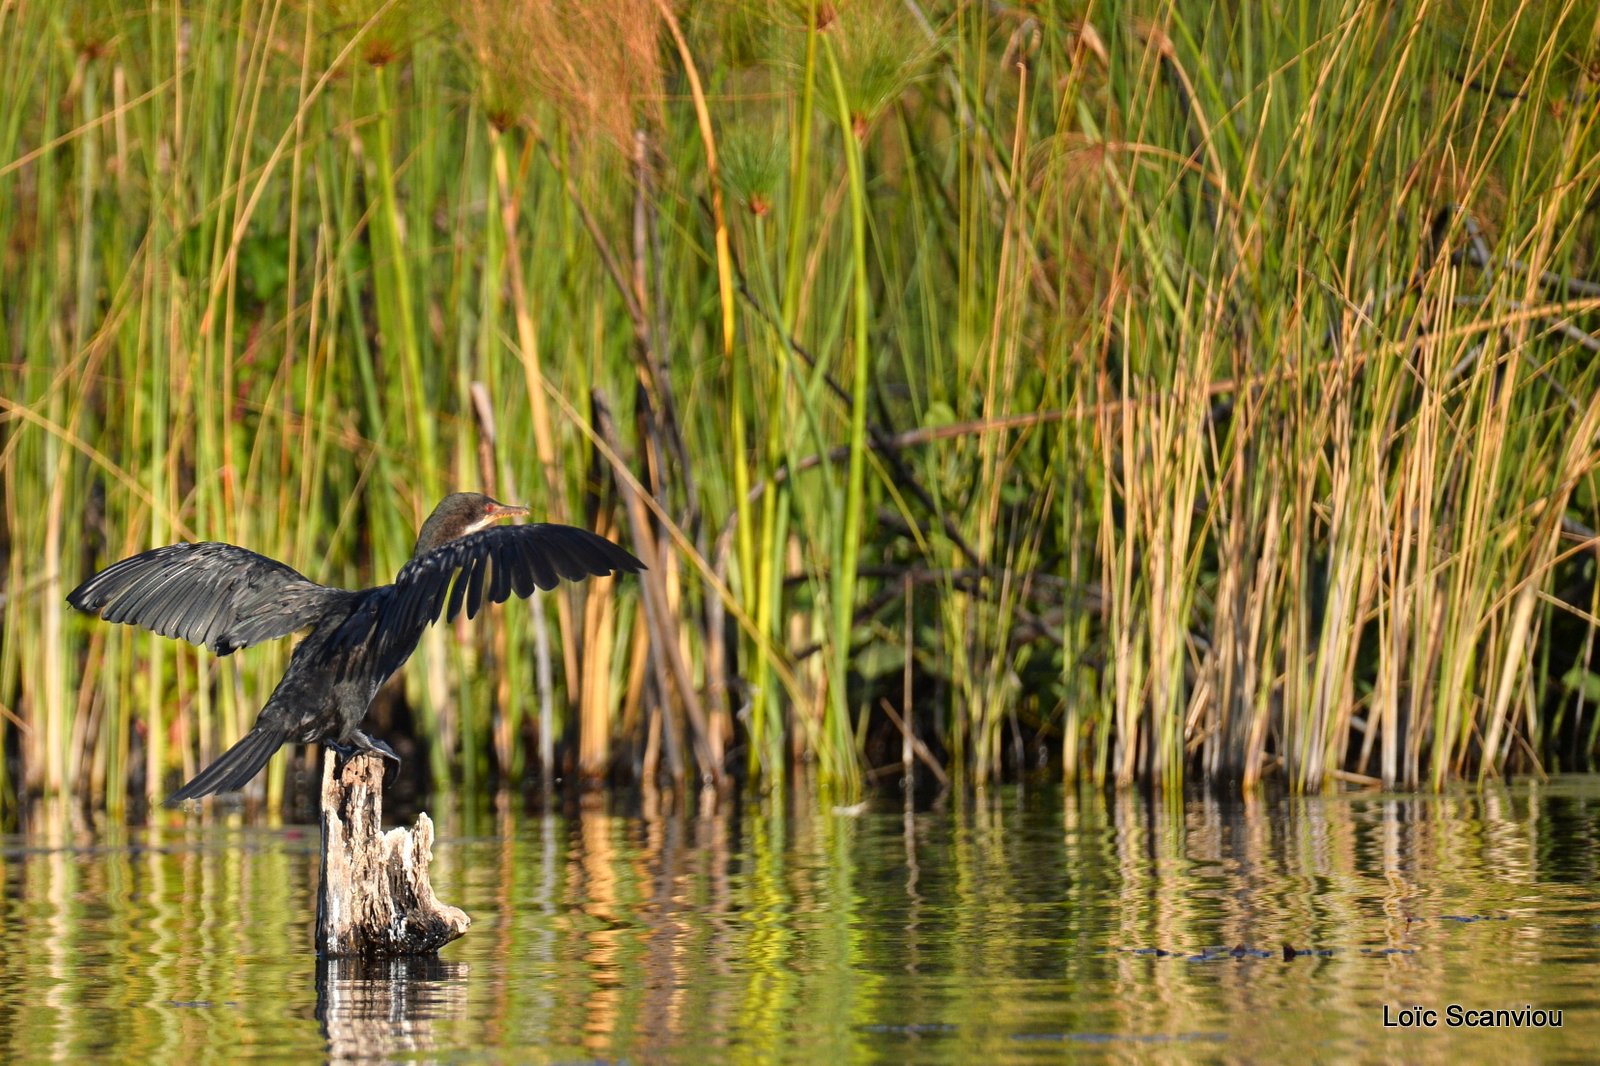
xmin=1 ymin=0 xmax=1598 ymax=815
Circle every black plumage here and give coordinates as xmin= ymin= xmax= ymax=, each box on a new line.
xmin=67 ymin=493 xmax=643 ymax=804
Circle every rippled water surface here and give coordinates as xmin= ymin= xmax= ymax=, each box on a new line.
xmin=4 ymin=779 xmax=1600 ymax=1063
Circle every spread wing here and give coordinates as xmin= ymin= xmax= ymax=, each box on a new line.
xmin=385 ymin=523 xmax=643 ymax=637
xmin=67 ymin=542 xmax=356 ymax=655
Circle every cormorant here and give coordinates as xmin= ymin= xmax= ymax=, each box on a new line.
xmin=66 ymin=492 xmax=643 ymax=803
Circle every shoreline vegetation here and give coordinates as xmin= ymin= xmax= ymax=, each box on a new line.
xmin=2 ymin=1 xmax=1598 ymax=817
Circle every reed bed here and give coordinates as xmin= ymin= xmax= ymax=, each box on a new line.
xmin=1 ymin=0 xmax=1598 ymax=815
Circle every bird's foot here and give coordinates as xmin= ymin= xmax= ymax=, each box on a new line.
xmin=350 ymin=730 xmax=401 ymax=764
xmin=328 ymin=733 xmax=401 ymax=766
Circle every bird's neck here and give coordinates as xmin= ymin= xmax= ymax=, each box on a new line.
xmin=411 ymin=524 xmax=454 ymax=559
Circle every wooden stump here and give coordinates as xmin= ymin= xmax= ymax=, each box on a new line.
xmin=316 ymin=751 xmax=470 ymax=958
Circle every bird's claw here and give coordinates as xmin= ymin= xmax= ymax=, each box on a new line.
xmin=362 ymin=735 xmax=401 ymax=763
xmin=329 ymin=732 xmax=402 ymax=766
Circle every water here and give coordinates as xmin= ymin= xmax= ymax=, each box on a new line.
xmin=3 ymin=779 xmax=1599 ymax=1063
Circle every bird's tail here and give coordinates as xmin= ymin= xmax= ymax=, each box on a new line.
xmin=166 ymin=725 xmax=287 ymax=805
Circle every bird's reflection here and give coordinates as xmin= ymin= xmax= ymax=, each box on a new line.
xmin=315 ymin=955 xmax=469 ymax=1061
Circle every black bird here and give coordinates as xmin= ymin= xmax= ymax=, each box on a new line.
xmin=67 ymin=492 xmax=643 ymax=803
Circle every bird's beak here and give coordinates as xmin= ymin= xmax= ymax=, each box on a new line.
xmin=489 ymin=502 xmax=530 ymax=520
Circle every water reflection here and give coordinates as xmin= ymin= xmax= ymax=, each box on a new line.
xmin=1 ymin=780 xmax=1599 ymax=1062
xmin=315 ymin=956 xmax=468 ymax=1062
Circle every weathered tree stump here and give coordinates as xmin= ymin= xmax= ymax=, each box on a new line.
xmin=316 ymin=751 xmax=470 ymax=958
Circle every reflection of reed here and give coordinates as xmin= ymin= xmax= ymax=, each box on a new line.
xmin=1061 ymin=783 xmax=1600 ymax=1054
xmin=639 ymin=786 xmax=686 ymax=1045
xmin=553 ymin=785 xmax=759 ymax=1059
xmin=902 ymin=793 xmax=923 ymax=977
xmin=575 ymin=792 xmax=621 ymax=1057
xmin=3 ymin=782 xmax=1600 ymax=1061
xmin=315 ymin=955 xmax=469 ymax=1063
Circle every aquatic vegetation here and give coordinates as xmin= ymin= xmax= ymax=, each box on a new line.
xmin=1 ymin=0 xmax=1598 ymax=814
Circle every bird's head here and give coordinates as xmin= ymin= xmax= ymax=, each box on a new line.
xmin=413 ymin=492 xmax=530 ymax=557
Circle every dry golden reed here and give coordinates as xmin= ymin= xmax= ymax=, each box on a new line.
xmin=455 ymin=0 xmax=663 ymax=146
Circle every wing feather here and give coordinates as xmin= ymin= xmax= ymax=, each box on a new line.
xmin=67 ymin=542 xmax=354 ymax=654
xmin=508 ymin=542 xmax=536 ymax=598
xmin=100 ymin=566 xmax=170 ymax=625
xmin=445 ymin=560 xmax=472 ymax=622
xmin=488 ymin=541 xmax=512 ymax=605
xmin=423 ymin=569 xmax=452 ymax=628
xmin=538 ymin=540 xmax=586 ymax=583
xmin=393 ymin=523 xmax=643 ymax=630
xmin=519 ymin=537 xmax=560 ymax=591
xmin=465 ymin=550 xmax=488 ymax=620
xmin=137 ymin=575 xmax=192 ymax=639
